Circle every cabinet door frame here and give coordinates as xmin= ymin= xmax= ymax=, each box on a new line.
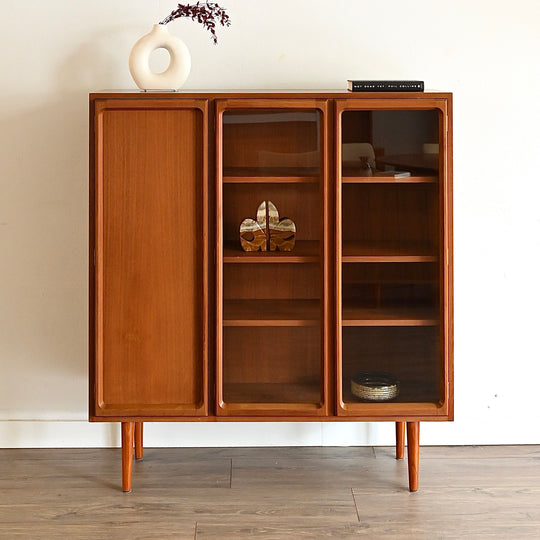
xmin=215 ymin=98 xmax=332 ymax=417
xmin=90 ymin=98 xmax=209 ymax=419
xmin=334 ymin=96 xmax=453 ymax=419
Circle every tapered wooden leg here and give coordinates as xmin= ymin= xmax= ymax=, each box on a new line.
xmin=396 ymin=422 xmax=405 ymax=460
xmin=121 ymin=422 xmax=135 ymax=493
xmin=406 ymin=421 xmax=420 ymax=492
xmin=135 ymin=422 xmax=143 ymax=460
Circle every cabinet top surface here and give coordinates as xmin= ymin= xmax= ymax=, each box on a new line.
xmin=90 ymin=89 xmax=452 ymax=100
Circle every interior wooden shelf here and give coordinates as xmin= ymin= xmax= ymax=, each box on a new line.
xmin=223 ymin=240 xmax=320 ymax=263
xmin=342 ymin=243 xmax=438 ymax=262
xmin=223 ymin=166 xmax=320 ymax=183
xmin=223 ymin=382 xmax=321 ymax=404
xmin=223 ymin=299 xmax=320 ymax=326
xmin=342 ymin=305 xmax=438 ymax=326
xmin=342 ymin=173 xmax=438 ymax=184
xmin=343 ymin=277 xmax=438 ymax=285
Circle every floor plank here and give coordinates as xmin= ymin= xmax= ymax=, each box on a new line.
xmin=195 ymin=522 xmax=369 ymax=538
xmin=351 ymin=486 xmax=540 ymax=538
xmin=1 ymin=446 xmax=540 ymax=538
xmin=375 ymin=444 xmax=540 ymax=460
xmin=231 ymin=455 xmax=377 ymax=489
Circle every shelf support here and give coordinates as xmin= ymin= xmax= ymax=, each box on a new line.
xmin=395 ymin=422 xmax=405 ymax=459
xmin=121 ymin=422 xmax=135 ymax=493
xmin=406 ymin=421 xmax=420 ymax=492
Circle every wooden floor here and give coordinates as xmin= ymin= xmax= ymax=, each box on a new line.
xmin=1 ymin=446 xmax=539 ymax=538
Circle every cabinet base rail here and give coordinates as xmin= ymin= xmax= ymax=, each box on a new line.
xmin=120 ymin=421 xmax=420 ymax=493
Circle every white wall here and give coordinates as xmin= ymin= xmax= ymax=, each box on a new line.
xmin=1 ymin=0 xmax=539 ymax=448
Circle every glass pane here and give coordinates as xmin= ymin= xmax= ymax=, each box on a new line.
xmin=223 ymin=109 xmax=322 ymax=177
xmin=222 ymin=182 xmax=321 ymax=252
xmin=220 ymin=107 xmax=324 ymax=408
xmin=342 ymin=327 xmax=441 ymax=404
xmin=342 ymin=109 xmax=440 ymax=177
xmin=342 ymin=263 xmax=439 ymax=317
xmin=223 ymin=326 xmax=321 ymax=403
xmin=341 ymin=182 xmax=439 ymax=256
xmin=340 ymin=109 xmax=443 ymax=405
xmin=222 ymin=261 xmax=322 ymax=405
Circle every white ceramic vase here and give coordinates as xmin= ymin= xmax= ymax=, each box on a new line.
xmin=129 ymin=24 xmax=191 ymax=91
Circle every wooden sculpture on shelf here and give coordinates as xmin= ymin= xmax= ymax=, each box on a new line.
xmin=239 ymin=202 xmax=267 ymax=252
xmin=240 ymin=201 xmax=296 ymax=252
xmin=267 ymin=201 xmax=297 ymax=251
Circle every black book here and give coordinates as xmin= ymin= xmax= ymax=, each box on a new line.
xmin=347 ymin=80 xmax=424 ymax=92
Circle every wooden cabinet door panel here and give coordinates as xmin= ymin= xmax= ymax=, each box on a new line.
xmin=215 ymin=98 xmax=331 ymax=417
xmin=92 ymin=99 xmax=208 ymax=417
xmin=334 ymin=97 xmax=453 ymax=418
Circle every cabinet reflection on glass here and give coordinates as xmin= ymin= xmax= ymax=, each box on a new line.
xmin=341 ymin=109 xmax=440 ymax=178
xmin=222 ymin=109 xmax=322 ymax=177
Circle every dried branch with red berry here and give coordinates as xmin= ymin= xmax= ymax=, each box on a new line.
xmin=160 ymin=2 xmax=231 ymax=44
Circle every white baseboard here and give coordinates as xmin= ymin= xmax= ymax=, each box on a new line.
xmin=0 ymin=421 xmax=398 ymax=448
xmin=1 ymin=419 xmax=537 ymax=448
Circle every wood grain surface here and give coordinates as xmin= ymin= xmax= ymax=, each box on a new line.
xmin=1 ymin=446 xmax=539 ymax=539
xmin=92 ymin=100 xmax=208 ymax=418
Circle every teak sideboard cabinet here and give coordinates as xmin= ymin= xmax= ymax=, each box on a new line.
xmin=89 ymin=90 xmax=453 ymax=492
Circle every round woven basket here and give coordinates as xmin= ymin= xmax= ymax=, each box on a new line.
xmin=351 ymin=372 xmax=400 ymax=401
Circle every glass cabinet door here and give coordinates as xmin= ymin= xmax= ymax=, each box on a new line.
xmin=336 ymin=101 xmax=451 ymax=416
xmin=216 ymin=99 xmax=330 ymax=416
